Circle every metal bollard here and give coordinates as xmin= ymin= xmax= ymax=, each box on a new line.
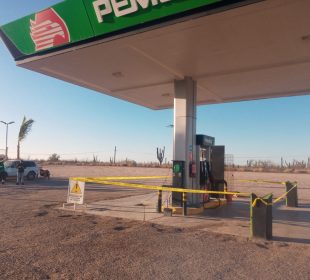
xmin=250 ymin=193 xmax=273 ymax=240
xmin=285 ymin=181 xmax=298 ymax=207
xmin=157 ymin=190 xmax=162 ymax=213
xmin=182 ymin=192 xmax=187 ymax=216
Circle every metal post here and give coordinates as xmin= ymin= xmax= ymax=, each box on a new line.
xmin=285 ymin=181 xmax=298 ymax=207
xmin=182 ymin=192 xmax=187 ymax=216
xmin=113 ymin=146 xmax=117 ymax=164
xmin=157 ymin=190 xmax=162 ymax=213
xmin=1 ymin=121 xmax=14 ymax=159
xmin=250 ymin=193 xmax=273 ymax=240
xmin=5 ymin=124 xmax=8 ymax=159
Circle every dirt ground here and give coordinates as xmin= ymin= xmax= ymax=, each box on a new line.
xmin=0 ymin=166 xmax=309 ymax=280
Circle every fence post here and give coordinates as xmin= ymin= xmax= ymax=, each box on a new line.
xmin=250 ymin=193 xmax=273 ymax=240
xmin=182 ymin=192 xmax=187 ymax=216
xmin=285 ymin=181 xmax=298 ymax=207
xmin=157 ymin=190 xmax=162 ymax=213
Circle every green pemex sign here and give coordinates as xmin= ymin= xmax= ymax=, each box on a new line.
xmin=0 ymin=0 xmax=221 ymax=60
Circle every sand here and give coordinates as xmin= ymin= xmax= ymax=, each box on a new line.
xmin=0 ymin=166 xmax=309 ymax=280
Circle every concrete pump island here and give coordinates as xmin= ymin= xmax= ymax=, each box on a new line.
xmin=1 ymin=0 xmax=310 ymax=279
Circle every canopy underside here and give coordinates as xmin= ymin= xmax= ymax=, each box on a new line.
xmin=19 ymin=0 xmax=310 ymax=109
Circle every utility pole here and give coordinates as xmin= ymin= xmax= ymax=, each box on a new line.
xmin=113 ymin=146 xmax=117 ymax=164
xmin=0 ymin=121 xmax=15 ymax=159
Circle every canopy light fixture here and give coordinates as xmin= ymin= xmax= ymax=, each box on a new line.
xmin=161 ymin=93 xmax=170 ymax=97
xmin=112 ymin=72 xmax=123 ymax=78
xmin=301 ymin=34 xmax=310 ymax=41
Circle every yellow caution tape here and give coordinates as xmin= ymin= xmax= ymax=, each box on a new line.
xmin=273 ymin=183 xmax=297 ymax=204
xmin=161 ymin=206 xmax=177 ymax=213
xmin=70 ymin=177 xmax=251 ymax=197
xmin=73 ymin=176 xmax=170 ymax=181
xmin=237 ymin=179 xmax=286 ymax=185
xmin=251 ymin=197 xmax=273 ymax=207
xmin=69 ymin=177 xmax=297 ymax=207
xmin=251 ymin=183 xmax=298 ymax=207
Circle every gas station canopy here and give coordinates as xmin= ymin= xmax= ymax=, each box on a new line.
xmin=1 ymin=0 xmax=310 ymax=109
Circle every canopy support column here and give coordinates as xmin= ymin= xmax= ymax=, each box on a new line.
xmin=173 ymin=77 xmax=199 ymax=206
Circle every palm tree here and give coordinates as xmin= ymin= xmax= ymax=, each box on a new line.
xmin=17 ymin=116 xmax=35 ymax=159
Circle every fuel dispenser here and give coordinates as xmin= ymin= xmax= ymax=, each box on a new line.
xmin=196 ymin=135 xmax=225 ymax=202
xmin=172 ymin=134 xmax=225 ymax=207
xmin=196 ymin=134 xmax=215 ymax=203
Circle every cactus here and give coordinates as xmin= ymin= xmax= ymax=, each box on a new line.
xmin=93 ymin=155 xmax=99 ymax=163
xmin=156 ymin=147 xmax=165 ymax=165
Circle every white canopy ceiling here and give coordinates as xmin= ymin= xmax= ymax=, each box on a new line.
xmin=19 ymin=0 xmax=310 ymax=109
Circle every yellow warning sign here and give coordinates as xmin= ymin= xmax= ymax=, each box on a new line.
xmin=67 ymin=180 xmax=85 ymax=204
xmin=71 ymin=182 xmax=82 ymax=194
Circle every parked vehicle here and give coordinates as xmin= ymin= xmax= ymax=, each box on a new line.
xmin=4 ymin=160 xmax=40 ymax=180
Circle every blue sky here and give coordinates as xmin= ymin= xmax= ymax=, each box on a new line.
xmin=0 ymin=1 xmax=309 ymax=164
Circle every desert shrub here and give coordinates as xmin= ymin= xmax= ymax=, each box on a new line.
xmin=48 ymin=153 xmax=60 ymax=162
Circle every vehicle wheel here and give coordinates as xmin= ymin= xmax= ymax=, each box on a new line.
xmin=1 ymin=172 xmax=7 ymax=181
xmin=27 ymin=171 xmax=36 ymax=181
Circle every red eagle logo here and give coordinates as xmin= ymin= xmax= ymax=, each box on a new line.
xmin=30 ymin=8 xmax=70 ymax=51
